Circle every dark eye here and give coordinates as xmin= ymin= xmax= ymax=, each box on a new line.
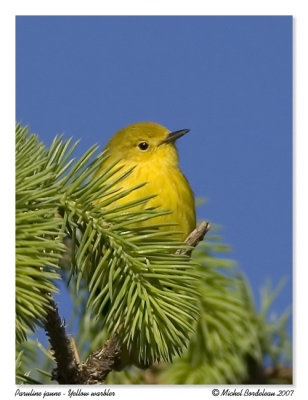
xmin=138 ymin=142 xmax=149 ymax=151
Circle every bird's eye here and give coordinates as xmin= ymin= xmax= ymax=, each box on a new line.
xmin=138 ymin=142 xmax=149 ymax=151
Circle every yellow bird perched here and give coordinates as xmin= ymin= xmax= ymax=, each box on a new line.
xmin=97 ymin=122 xmax=196 ymax=241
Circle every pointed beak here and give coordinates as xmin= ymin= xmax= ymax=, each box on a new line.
xmin=160 ymin=129 xmax=190 ymax=145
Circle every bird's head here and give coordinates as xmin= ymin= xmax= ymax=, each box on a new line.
xmin=105 ymin=122 xmax=190 ymax=167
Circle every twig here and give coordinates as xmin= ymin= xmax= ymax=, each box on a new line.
xmin=70 ymin=336 xmax=81 ymax=365
xmin=263 ymin=365 xmax=293 ymax=384
xmin=44 ymin=298 xmax=85 ymax=384
xmin=44 ymin=221 xmax=210 ymax=384
xmin=177 ymin=221 xmax=210 ymax=255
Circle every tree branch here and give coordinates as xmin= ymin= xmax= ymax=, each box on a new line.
xmin=44 ymin=221 xmax=210 ymax=384
xmin=81 ymin=334 xmax=121 ymax=384
xmin=177 ymin=221 xmax=210 ymax=255
xmin=44 ymin=298 xmax=85 ymax=384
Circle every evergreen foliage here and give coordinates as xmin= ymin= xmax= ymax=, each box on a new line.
xmin=16 ymin=124 xmax=199 ymax=372
xmin=161 ymin=243 xmax=291 ymax=384
xmin=15 ymin=124 xmax=291 ymax=384
xmin=16 ymin=124 xmax=65 ymax=342
xmin=105 ymin=236 xmax=291 ymax=384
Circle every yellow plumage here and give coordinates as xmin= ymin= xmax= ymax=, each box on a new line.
xmin=97 ymin=122 xmax=196 ymax=241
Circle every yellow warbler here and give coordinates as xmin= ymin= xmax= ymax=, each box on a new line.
xmin=97 ymin=122 xmax=196 ymax=240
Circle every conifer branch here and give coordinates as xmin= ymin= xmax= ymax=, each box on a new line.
xmin=82 ymin=334 xmax=122 ymax=384
xmin=44 ymin=299 xmax=85 ymax=384
xmin=45 ymin=222 xmax=210 ymax=384
xmin=81 ymin=221 xmax=210 ymax=383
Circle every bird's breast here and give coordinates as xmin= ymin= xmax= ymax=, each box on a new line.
xmin=107 ymin=160 xmax=196 ymax=240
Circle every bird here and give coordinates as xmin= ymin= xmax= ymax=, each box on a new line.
xmin=96 ymin=122 xmax=196 ymax=241
xmin=95 ymin=122 xmax=196 ymax=370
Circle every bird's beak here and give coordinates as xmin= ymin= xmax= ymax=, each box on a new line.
xmin=160 ymin=129 xmax=190 ymax=145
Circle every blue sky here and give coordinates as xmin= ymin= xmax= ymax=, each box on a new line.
xmin=16 ymin=16 xmax=292 ymax=335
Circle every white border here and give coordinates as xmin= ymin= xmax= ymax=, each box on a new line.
xmin=2 ymin=1 xmax=307 ymax=398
